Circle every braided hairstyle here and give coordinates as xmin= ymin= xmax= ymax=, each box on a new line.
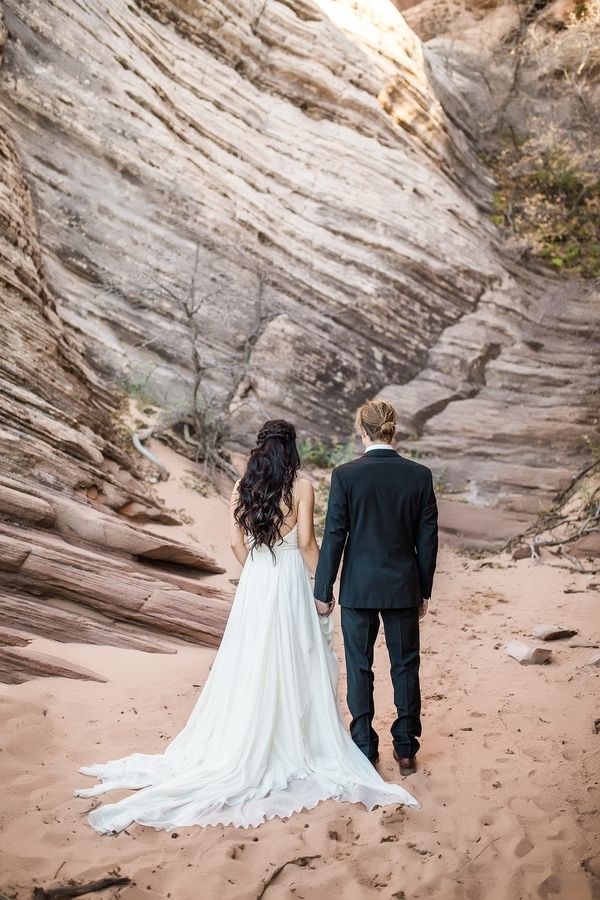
xmin=234 ymin=419 xmax=301 ymax=550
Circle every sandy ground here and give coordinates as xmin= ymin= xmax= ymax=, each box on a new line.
xmin=1 ymin=449 xmax=599 ymax=900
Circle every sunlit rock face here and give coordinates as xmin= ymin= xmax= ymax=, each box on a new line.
xmin=1 ymin=0 xmax=496 ymax=441
xmin=1 ymin=0 xmax=598 ymax=520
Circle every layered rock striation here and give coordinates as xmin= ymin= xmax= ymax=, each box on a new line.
xmin=382 ymin=0 xmax=600 ymax=532
xmin=2 ymin=0 xmax=504 ymax=444
xmin=0 ymin=0 xmax=598 ymax=554
xmin=0 ymin=21 xmax=230 ymax=682
xmin=382 ymin=273 xmax=599 ymax=521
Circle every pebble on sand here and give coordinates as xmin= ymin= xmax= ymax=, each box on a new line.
xmin=505 ymin=641 xmax=553 ymax=665
xmin=532 ymin=624 xmax=578 ymax=641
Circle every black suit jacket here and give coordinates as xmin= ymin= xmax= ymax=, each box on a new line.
xmin=313 ymin=449 xmax=438 ymax=609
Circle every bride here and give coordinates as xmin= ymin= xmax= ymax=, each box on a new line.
xmin=75 ymin=419 xmax=419 ymax=832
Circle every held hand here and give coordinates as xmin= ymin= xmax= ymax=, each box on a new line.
xmin=315 ymin=598 xmax=334 ymax=617
xmin=419 ymin=599 xmax=429 ymax=619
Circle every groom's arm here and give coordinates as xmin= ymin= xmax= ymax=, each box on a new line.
xmin=313 ymin=467 xmax=349 ymax=603
xmin=415 ymin=469 xmax=438 ymax=600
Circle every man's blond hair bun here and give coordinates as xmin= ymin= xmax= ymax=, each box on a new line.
xmin=355 ymin=399 xmax=397 ymax=443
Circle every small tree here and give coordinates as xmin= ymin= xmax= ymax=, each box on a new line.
xmin=124 ymin=242 xmax=273 ymax=480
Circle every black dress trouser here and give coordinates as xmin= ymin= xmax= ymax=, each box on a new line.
xmin=340 ymin=606 xmax=421 ymax=761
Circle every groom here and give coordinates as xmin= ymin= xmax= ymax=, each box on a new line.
xmin=314 ymin=399 xmax=438 ymax=775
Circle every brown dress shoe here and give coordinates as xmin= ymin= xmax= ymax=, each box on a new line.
xmin=393 ymin=749 xmax=417 ymax=775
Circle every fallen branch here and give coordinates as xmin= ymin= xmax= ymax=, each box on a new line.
xmin=535 ymin=514 xmax=599 ymax=549
xmin=131 ymin=426 xmax=169 ymax=480
xmin=557 ymin=544 xmax=586 ymax=573
xmin=256 ymin=855 xmax=320 ymax=900
xmin=32 ymin=876 xmax=131 ymax=899
xmin=528 ymin=538 xmax=539 ymax=560
xmin=453 ymin=834 xmax=507 ymax=881
xmin=52 ymin=862 xmax=66 ymax=881
xmin=182 ymin=422 xmax=198 ymax=446
xmin=503 ymin=459 xmax=600 ymax=555
xmin=554 ymin=458 xmax=600 ymax=506
xmin=133 ymin=418 xmax=238 ymax=482
xmin=505 ymin=510 xmax=599 ymax=559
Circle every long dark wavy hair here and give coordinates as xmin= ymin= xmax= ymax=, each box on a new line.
xmin=234 ymin=419 xmax=300 ymax=551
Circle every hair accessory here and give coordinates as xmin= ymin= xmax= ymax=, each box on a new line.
xmin=256 ymin=420 xmax=296 ymax=446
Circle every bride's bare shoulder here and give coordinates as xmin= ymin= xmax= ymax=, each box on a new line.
xmin=294 ymin=476 xmax=314 ymax=498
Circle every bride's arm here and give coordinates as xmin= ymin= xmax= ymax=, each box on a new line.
xmin=229 ymin=481 xmax=249 ymax=566
xmin=297 ymin=480 xmax=332 ymax=616
xmin=296 ymin=478 xmax=320 ymax=576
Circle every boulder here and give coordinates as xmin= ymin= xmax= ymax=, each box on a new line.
xmin=572 ymin=533 xmax=600 ymax=559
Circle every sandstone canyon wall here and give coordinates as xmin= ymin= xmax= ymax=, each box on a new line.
xmin=0 ymin=13 xmax=231 ymax=682
xmin=383 ymin=0 xmax=600 ymax=527
xmin=1 ymin=0 xmax=515 ymax=439
xmin=1 ymin=0 xmax=598 ymax=555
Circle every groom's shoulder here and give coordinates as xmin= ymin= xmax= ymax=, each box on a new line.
xmin=331 ymin=456 xmax=364 ymax=480
xmin=397 ymin=454 xmax=434 ymax=480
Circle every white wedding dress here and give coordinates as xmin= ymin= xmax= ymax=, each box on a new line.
xmin=75 ymin=524 xmax=420 ymax=832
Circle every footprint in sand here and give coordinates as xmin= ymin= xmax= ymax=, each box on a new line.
xmin=480 ymin=768 xmax=500 ymax=782
xmin=379 ymin=807 xmax=405 ymax=831
xmin=561 ymin=746 xmax=578 ymax=762
xmin=406 ymin=841 xmax=434 ymax=859
xmin=483 ymin=732 xmax=502 ymax=749
xmin=326 ymin=814 xmax=360 ymax=845
xmin=537 ymin=873 xmax=562 ymax=898
xmin=225 ymin=842 xmax=247 ymax=860
xmin=514 ymin=834 xmax=534 ymax=858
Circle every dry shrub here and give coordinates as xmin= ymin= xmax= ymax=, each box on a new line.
xmin=528 ymin=0 xmax=600 ymax=81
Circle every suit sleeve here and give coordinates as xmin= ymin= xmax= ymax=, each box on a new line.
xmin=313 ymin=467 xmax=349 ymax=603
xmin=415 ymin=470 xmax=438 ymax=600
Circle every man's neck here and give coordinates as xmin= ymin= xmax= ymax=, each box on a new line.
xmin=364 ymin=441 xmax=393 ymax=453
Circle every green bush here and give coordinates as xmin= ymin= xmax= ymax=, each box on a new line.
xmin=486 ymin=143 xmax=600 ymax=278
xmin=533 ymin=153 xmax=584 ymax=200
xmin=298 ymin=437 xmax=356 ymax=469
